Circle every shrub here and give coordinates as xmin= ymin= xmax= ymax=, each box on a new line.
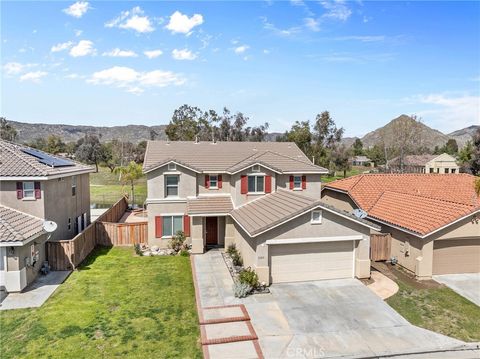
xmin=238 ymin=268 xmax=259 ymax=288
xmin=231 ymin=252 xmax=243 ymax=267
xmin=226 ymin=243 xmax=237 ymax=256
xmin=134 ymin=243 xmax=143 ymax=256
xmin=179 ymin=249 xmax=190 ymax=257
xmin=168 ymin=231 xmax=187 ymax=253
xmin=233 ymin=281 xmax=252 ymax=298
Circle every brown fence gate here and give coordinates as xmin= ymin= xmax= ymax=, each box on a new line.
xmin=370 ymin=233 xmax=392 ymax=261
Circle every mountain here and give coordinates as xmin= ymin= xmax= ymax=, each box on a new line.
xmin=448 ymin=125 xmax=479 ymax=148
xmin=10 ymin=121 xmax=168 ymax=144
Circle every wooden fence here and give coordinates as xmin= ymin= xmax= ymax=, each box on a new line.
xmin=97 ymin=221 xmax=148 ymax=246
xmin=47 ymin=197 xmax=131 ymax=270
xmin=370 ymin=233 xmax=392 ymax=261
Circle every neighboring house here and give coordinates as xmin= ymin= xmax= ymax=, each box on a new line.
xmin=321 ymin=174 xmax=480 ymax=278
xmin=143 ymin=140 xmax=380 ymax=285
xmin=350 ymin=156 xmax=372 ymax=167
xmin=388 ymin=153 xmax=459 ymax=174
xmin=0 ymin=140 xmax=94 ymax=292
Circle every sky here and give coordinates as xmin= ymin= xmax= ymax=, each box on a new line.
xmin=1 ymin=0 xmax=479 ymax=137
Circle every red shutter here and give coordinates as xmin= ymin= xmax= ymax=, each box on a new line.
xmin=16 ymin=182 xmax=23 ymax=199
xmin=155 ymin=216 xmax=163 ymax=238
xmin=205 ymin=175 xmax=210 ymax=189
xmin=289 ymin=176 xmax=294 ymax=190
xmin=301 ymin=175 xmax=306 ymax=190
xmin=241 ymin=175 xmax=248 ymax=194
xmin=34 ymin=181 xmax=41 ymax=199
xmin=265 ymin=175 xmax=272 ymax=193
xmin=218 ymin=175 xmax=223 ymax=189
xmin=183 ymin=215 xmax=191 ymax=237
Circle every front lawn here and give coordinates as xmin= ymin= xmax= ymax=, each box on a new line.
xmin=0 ymin=247 xmax=201 ymax=359
xmin=386 ymin=270 xmax=480 ymax=342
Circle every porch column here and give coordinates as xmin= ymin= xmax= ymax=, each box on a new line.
xmin=255 ymin=242 xmax=270 ymax=285
xmin=191 ymin=216 xmax=204 ymax=254
xmin=224 ymin=216 xmax=236 ymax=249
xmin=355 ymin=235 xmax=371 ymax=279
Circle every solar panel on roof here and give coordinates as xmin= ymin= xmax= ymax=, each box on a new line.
xmin=21 ymin=148 xmax=74 ymax=167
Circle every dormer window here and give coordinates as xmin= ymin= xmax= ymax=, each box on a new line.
xmin=311 ymin=210 xmax=322 ymax=224
xmin=293 ymin=176 xmax=302 ymax=190
xmin=248 ymin=175 xmax=264 ymax=193
xmin=252 ymin=165 xmax=260 ymax=172
xmin=168 ymin=163 xmax=176 ymax=171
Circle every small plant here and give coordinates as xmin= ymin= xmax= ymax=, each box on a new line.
xmin=134 ymin=243 xmax=143 ymax=256
xmin=169 ymin=231 xmax=187 ymax=253
xmin=231 ymin=252 xmax=243 ymax=267
xmin=233 ymin=281 xmax=252 ymax=298
xmin=179 ymin=249 xmax=190 ymax=257
xmin=226 ymin=243 xmax=237 ymax=256
xmin=238 ymin=268 xmax=259 ymax=288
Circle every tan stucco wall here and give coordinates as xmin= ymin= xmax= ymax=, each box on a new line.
xmin=425 ymin=154 xmax=459 ymax=174
xmin=146 ymin=201 xmax=188 ymax=247
xmin=0 ymin=180 xmax=45 ymax=218
xmin=231 ymin=167 xmax=277 ymax=207
xmin=197 ymin=174 xmax=231 ymax=195
xmin=429 ymin=215 xmax=480 ymax=241
xmin=320 ymin=189 xmax=357 ymax=213
xmin=277 ymin=174 xmax=322 ymax=199
xmin=146 ymin=164 xmax=197 ymax=199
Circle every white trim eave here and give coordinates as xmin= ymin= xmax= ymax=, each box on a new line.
xmin=189 ymin=213 xmax=230 ymax=217
xmin=145 ymin=198 xmax=187 ymax=204
xmin=284 ymin=170 xmax=329 ymax=174
xmin=0 ymin=232 xmax=45 ymax=247
xmin=143 ymin=160 xmax=201 ymax=174
xmin=266 ymin=235 xmax=364 ymax=245
xmin=229 ymin=163 xmax=282 ymax=175
xmin=319 ymin=205 xmax=380 ymax=231
xmin=0 ymin=168 xmax=94 ymax=181
xmin=321 ymin=186 xmax=348 ymax=194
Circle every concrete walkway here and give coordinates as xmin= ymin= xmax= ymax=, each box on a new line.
xmin=193 ymin=250 xmax=478 ymax=359
xmin=0 ymin=271 xmax=71 ymax=310
xmin=433 ymin=273 xmax=480 ymax=306
xmin=367 ymin=270 xmax=399 ymax=299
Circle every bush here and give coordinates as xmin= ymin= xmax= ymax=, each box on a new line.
xmin=169 ymin=231 xmax=187 ymax=253
xmin=233 ymin=281 xmax=252 ymax=298
xmin=238 ymin=268 xmax=259 ymax=288
xmin=179 ymin=249 xmax=190 ymax=257
xmin=231 ymin=252 xmax=243 ymax=267
xmin=134 ymin=243 xmax=143 ymax=256
xmin=226 ymin=243 xmax=237 ymax=256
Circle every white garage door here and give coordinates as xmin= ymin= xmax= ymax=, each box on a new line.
xmin=270 ymin=241 xmax=354 ymax=283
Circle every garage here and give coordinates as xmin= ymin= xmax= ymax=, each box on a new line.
xmin=269 ymin=240 xmax=354 ymax=283
xmin=433 ymin=238 xmax=480 ymax=275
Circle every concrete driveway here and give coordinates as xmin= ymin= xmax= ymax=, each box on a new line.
xmin=193 ymin=250 xmax=473 ymax=358
xmin=434 ymin=273 xmax=480 ymax=306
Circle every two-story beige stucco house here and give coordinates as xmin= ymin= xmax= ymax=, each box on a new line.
xmin=388 ymin=153 xmax=460 ymax=174
xmin=0 ymin=140 xmax=94 ymax=292
xmin=322 ymin=174 xmax=480 ymax=279
xmin=143 ymin=141 xmax=380 ymax=285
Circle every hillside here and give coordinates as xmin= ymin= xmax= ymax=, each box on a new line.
xmin=448 ymin=125 xmax=479 ymax=147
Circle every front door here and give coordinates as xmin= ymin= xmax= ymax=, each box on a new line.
xmin=205 ymin=217 xmax=218 ymax=245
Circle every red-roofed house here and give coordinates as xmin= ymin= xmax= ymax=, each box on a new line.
xmin=321 ymin=174 xmax=480 ymax=278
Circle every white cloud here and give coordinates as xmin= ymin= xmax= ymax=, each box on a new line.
xmin=69 ymin=40 xmax=95 ymax=57
xmin=144 ymin=49 xmax=163 ymax=59
xmin=335 ymin=35 xmax=386 ymax=42
xmin=105 ymin=6 xmax=154 ymax=33
xmin=102 ymin=48 xmax=138 ymax=57
xmin=263 ymin=49 xmax=270 ymax=54
xmin=87 ymin=66 xmax=185 ymax=93
xmin=234 ymin=45 xmax=249 ymax=54
xmin=320 ymin=0 xmax=352 ymax=21
xmin=261 ymin=17 xmax=301 ymax=37
xmin=63 ymin=1 xmax=90 ymax=18
xmin=74 ymin=29 xmax=83 ymax=37
xmin=20 ymin=71 xmax=47 ymax=83
xmin=3 ymin=62 xmax=28 ymax=75
xmin=304 ymin=17 xmax=320 ymax=32
xmin=65 ymin=73 xmax=83 ymax=79
xmin=51 ymin=41 xmax=73 ymax=52
xmin=172 ymin=48 xmax=197 ymax=60
xmin=165 ymin=11 xmax=203 ymax=34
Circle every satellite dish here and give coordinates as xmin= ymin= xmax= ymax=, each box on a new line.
xmin=352 ymin=209 xmax=368 ymax=219
xmin=43 ymin=220 xmax=58 ymax=233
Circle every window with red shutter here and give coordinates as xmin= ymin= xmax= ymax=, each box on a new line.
xmin=16 ymin=182 xmax=23 ymax=199
xmin=265 ymin=175 xmax=272 ymax=193
xmin=218 ymin=175 xmax=223 ymax=189
xmin=183 ymin=215 xmax=191 ymax=236
xmin=155 ymin=216 xmax=162 ymax=238
xmin=301 ymin=175 xmax=306 ymax=190
xmin=34 ymin=182 xmax=41 ymax=199
xmin=205 ymin=175 xmax=210 ymax=189
xmin=241 ymin=175 xmax=248 ymax=194
xmin=289 ymin=176 xmax=294 ymax=190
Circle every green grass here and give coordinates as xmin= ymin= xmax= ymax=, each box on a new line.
xmin=387 ymin=276 xmax=480 ymax=342
xmin=321 ymin=168 xmax=364 ymax=183
xmin=0 ymin=247 xmax=202 ymax=359
xmin=90 ymin=166 xmax=147 ymax=206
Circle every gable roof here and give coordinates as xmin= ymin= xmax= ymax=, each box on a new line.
xmin=187 ymin=196 xmax=234 ymax=216
xmin=323 ymin=174 xmax=480 ymax=237
xmin=230 ymin=189 xmax=379 ymax=237
xmin=388 ymin=154 xmax=437 ymax=167
xmin=143 ymin=141 xmax=328 ymax=174
xmin=0 ymin=140 xmax=94 ymax=178
xmin=0 ymin=206 xmax=45 ymax=243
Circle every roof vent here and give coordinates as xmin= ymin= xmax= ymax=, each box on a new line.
xmin=195 ymin=136 xmax=199 ymax=144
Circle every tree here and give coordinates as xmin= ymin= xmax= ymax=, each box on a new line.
xmin=0 ymin=117 xmax=17 ymax=141
xmin=165 ymin=104 xmax=202 ymax=141
xmin=75 ymin=134 xmax=106 ymax=172
xmin=352 ymin=138 xmax=364 ymax=156
xmin=27 ymin=137 xmax=48 ymax=151
xmin=365 ymin=144 xmax=386 ymax=166
xmin=45 ymin=135 xmax=66 ymax=154
xmin=332 ymin=145 xmax=351 ymax=178
xmin=389 ymin=115 xmax=424 ymax=171
xmin=475 ymin=177 xmax=480 ymax=196
xmin=436 ymin=139 xmax=459 ymax=155
xmin=458 ymin=141 xmax=474 ymax=172
xmin=311 ymin=111 xmax=344 ymax=167
xmin=114 ymin=161 xmax=144 ymax=206
xmin=470 ymin=128 xmax=480 ymax=175
xmin=277 ymin=121 xmax=312 ymax=155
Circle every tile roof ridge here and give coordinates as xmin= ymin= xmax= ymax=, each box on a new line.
xmin=225 ymin=151 xmax=264 ymax=171
xmin=260 ymin=150 xmax=318 ymax=167
xmin=276 ymin=188 xmax=317 ymax=202
xmin=1 ymin=140 xmax=47 ymax=175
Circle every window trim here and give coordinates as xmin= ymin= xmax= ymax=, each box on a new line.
xmin=23 ymin=181 xmax=35 ymax=199
xmin=161 ymin=215 xmax=183 ymax=238
xmin=247 ymin=174 xmax=265 ymax=194
xmin=252 ymin=165 xmax=260 ymax=172
xmin=311 ymin=210 xmax=322 ymax=224
xmin=168 ymin=163 xmax=176 ymax=171
xmin=165 ymin=175 xmax=179 ymax=198
xmin=209 ymin=174 xmax=218 ymax=189
xmin=293 ymin=175 xmax=302 ymax=190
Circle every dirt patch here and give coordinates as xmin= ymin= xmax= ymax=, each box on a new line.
xmin=371 ymin=261 xmax=442 ymax=290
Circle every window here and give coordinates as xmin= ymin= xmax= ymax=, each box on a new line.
xmin=436 ymin=168 xmax=440 ymax=173
xmin=209 ymin=175 xmax=218 ymax=188
xmin=451 ymin=168 xmax=456 ymax=174
xmin=429 ymin=168 xmax=434 ymax=173
xmin=293 ymin=176 xmax=302 ymax=190
xmin=72 ymin=176 xmax=77 ymax=196
xmin=68 ymin=218 xmax=71 ymax=231
xmin=23 ymin=182 xmax=35 ymax=198
xmin=248 ymin=175 xmax=264 ymax=193
xmin=252 ymin=165 xmax=260 ymax=172
xmin=168 ymin=163 xmax=176 ymax=171
xmin=165 ymin=175 xmax=179 ymax=197
xmin=311 ymin=210 xmax=322 ymax=224
xmin=162 ymin=215 xmax=183 ymax=237
xmin=444 ymin=168 xmax=449 ymax=174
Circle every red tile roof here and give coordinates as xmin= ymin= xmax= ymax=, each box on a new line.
xmin=324 ymin=174 xmax=480 ymax=236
